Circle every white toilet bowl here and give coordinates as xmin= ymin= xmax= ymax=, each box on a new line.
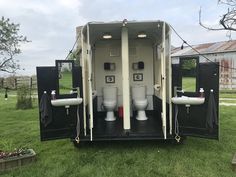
xmin=132 ymin=85 xmax=148 ymax=121
xmin=103 ymin=87 xmax=117 ymax=121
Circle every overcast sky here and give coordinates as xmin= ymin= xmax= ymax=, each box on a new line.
xmin=0 ymin=0 xmax=234 ymax=76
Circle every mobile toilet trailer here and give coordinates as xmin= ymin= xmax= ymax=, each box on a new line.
xmin=37 ymin=20 xmax=219 ymax=145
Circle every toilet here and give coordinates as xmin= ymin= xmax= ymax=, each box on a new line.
xmin=102 ymin=87 xmax=117 ymax=121
xmin=131 ymin=85 xmax=148 ymax=121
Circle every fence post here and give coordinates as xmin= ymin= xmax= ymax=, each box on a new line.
xmin=15 ymin=78 xmax=17 ymax=90
xmin=30 ymin=77 xmax=32 ymax=98
xmin=5 ymin=87 xmax=8 ymax=100
xmin=0 ymin=78 xmax=3 ymax=88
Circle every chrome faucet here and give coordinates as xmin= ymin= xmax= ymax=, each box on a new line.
xmin=70 ymin=87 xmax=80 ymax=97
xmin=174 ymin=86 xmax=184 ymax=97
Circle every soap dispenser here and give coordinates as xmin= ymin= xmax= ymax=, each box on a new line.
xmin=51 ymin=90 xmax=56 ymax=100
xmin=199 ymin=88 xmax=204 ymax=97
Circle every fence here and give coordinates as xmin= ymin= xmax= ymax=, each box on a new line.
xmin=0 ymin=76 xmax=37 ymax=89
xmin=0 ymin=76 xmax=37 ymax=97
xmin=16 ymin=76 xmax=37 ymax=90
xmin=1 ymin=71 xmax=236 ymax=93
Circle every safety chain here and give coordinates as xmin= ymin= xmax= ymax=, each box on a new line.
xmin=174 ymin=105 xmax=181 ymax=143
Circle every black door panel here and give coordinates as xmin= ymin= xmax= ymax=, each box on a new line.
xmin=37 ymin=66 xmax=83 ymax=141
xmin=172 ymin=62 xmax=219 ymax=139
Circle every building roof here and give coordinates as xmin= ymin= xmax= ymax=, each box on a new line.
xmin=171 ymin=40 xmax=236 ymax=57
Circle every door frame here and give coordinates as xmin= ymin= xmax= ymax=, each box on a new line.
xmin=161 ymin=22 xmax=167 ymax=139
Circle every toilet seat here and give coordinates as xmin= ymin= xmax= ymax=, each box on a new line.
xmin=103 ymin=100 xmax=116 ymax=106
xmin=131 ymin=85 xmax=148 ymax=121
xmin=133 ymin=99 xmax=148 ymax=106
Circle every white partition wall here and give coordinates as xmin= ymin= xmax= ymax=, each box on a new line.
xmin=121 ymin=26 xmax=131 ymax=130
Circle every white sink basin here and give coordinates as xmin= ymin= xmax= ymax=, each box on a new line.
xmin=51 ymin=98 xmax=83 ymax=107
xmin=171 ymin=96 xmax=205 ymax=105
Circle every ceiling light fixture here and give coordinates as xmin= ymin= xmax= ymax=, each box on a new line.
xmin=103 ymin=33 xmax=112 ymax=39
xmin=137 ymin=32 xmax=147 ymax=38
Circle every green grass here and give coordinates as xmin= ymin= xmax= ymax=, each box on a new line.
xmin=220 ymin=100 xmax=236 ymax=104
xmin=59 ymin=71 xmax=73 ymax=94
xmin=220 ymin=93 xmax=236 ymax=99
xmin=0 ymin=96 xmax=236 ymax=177
xmin=220 ymin=90 xmax=236 ymax=94
xmin=182 ymin=77 xmax=196 ymax=92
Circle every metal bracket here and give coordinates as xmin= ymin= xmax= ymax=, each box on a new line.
xmin=175 ymin=135 xmax=181 ymax=143
xmin=75 ymin=136 xmax=80 ymax=144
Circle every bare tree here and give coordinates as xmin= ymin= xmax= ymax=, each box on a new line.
xmin=0 ymin=17 xmax=29 ymax=73
xmin=199 ymin=0 xmax=236 ymax=32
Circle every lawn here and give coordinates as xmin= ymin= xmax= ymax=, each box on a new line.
xmin=220 ymin=93 xmax=236 ymax=99
xmin=0 ymin=93 xmax=236 ymax=177
xmin=59 ymin=71 xmax=73 ymax=94
xmin=182 ymin=77 xmax=196 ymax=92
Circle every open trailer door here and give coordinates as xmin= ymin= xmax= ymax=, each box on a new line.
xmin=161 ymin=23 xmax=167 ymax=139
xmin=172 ymin=59 xmax=219 ymax=140
xmin=37 ymin=61 xmax=83 ymax=141
xmin=154 ymin=22 xmax=168 ymax=139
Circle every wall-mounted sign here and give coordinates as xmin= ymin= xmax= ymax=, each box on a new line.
xmin=105 ymin=75 xmax=115 ymax=83
xmin=133 ymin=73 xmax=143 ymax=81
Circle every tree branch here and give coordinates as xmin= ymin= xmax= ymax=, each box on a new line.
xmin=0 ymin=68 xmax=16 ymax=73
xmin=0 ymin=16 xmax=29 ymax=73
xmin=0 ymin=57 xmax=13 ymax=68
xmin=218 ymin=0 xmax=236 ymax=6
xmin=199 ymin=7 xmax=228 ymax=31
xmin=199 ymin=3 xmax=236 ymax=32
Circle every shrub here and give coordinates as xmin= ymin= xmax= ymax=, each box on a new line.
xmin=16 ymin=85 xmax=32 ymax=109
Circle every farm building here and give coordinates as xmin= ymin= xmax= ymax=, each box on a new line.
xmin=171 ymin=40 xmax=236 ymax=90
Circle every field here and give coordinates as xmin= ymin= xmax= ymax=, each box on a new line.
xmin=59 ymin=71 xmax=73 ymax=94
xmin=0 ymin=91 xmax=236 ymax=177
xmin=182 ymin=77 xmax=196 ymax=92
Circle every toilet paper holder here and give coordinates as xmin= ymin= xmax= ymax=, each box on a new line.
xmin=154 ymin=84 xmax=161 ymax=91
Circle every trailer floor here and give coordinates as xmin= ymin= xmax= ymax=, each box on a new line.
xmin=92 ymin=112 xmax=164 ymax=140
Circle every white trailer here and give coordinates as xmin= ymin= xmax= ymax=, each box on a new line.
xmin=37 ymin=20 xmax=219 ymax=145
